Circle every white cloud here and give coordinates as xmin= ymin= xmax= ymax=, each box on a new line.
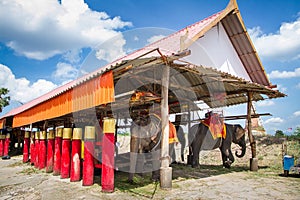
xmin=256 ymin=100 xmax=275 ymax=107
xmin=147 ymin=35 xmax=166 ymax=44
xmin=62 ymin=49 xmax=82 ymax=64
xmin=249 ymin=16 xmax=300 ymax=61
xmin=95 ymin=32 xmax=127 ymax=62
xmin=52 ymin=62 xmax=79 ymax=83
xmin=296 ymin=83 xmax=300 ymax=89
xmin=277 ymin=84 xmax=288 ymax=93
xmin=0 ymin=0 xmax=132 ymax=60
xmin=0 ymin=64 xmax=57 ymax=103
xmin=268 ymin=67 xmax=300 ymax=79
xmin=264 ymin=117 xmax=284 ymax=124
xmin=294 ymin=111 xmax=300 ymax=117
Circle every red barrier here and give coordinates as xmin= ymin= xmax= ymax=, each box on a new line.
xmin=82 ymin=126 xmax=95 ymax=186
xmin=101 ymin=118 xmax=116 ymax=193
xmin=61 ymin=128 xmax=72 ymax=179
xmin=3 ymin=133 xmax=10 ymax=156
xmin=0 ymin=135 xmax=5 ymax=157
xmin=30 ymin=132 xmax=35 ymax=165
xmin=53 ymin=128 xmax=63 ymax=175
xmin=23 ymin=131 xmax=30 ymax=162
xmin=70 ymin=128 xmax=82 ymax=182
xmin=46 ymin=130 xmax=55 ymax=173
xmin=34 ymin=132 xmax=39 ymax=168
xmin=39 ymin=131 xmax=47 ymax=170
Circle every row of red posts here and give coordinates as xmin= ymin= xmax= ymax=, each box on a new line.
xmin=0 ymin=133 xmax=10 ymax=157
xmin=19 ymin=118 xmax=116 ymax=193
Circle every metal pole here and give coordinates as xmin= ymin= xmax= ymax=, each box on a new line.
xmin=160 ymin=65 xmax=172 ymax=189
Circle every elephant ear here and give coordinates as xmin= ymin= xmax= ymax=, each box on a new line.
xmin=235 ymin=125 xmax=245 ymax=140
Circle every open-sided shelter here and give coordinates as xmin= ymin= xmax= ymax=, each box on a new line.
xmin=0 ymin=0 xmax=285 ymax=190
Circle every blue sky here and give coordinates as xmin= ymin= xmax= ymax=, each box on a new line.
xmin=0 ymin=0 xmax=300 ymax=134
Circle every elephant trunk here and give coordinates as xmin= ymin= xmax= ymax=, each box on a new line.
xmin=235 ymin=136 xmax=246 ymax=158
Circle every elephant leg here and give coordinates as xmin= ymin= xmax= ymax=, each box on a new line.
xmin=151 ymin=150 xmax=160 ymax=182
xmin=169 ymin=143 xmax=176 ymax=164
xmin=220 ymin=147 xmax=234 ymax=168
xmin=191 ymin=143 xmax=200 ymax=168
xmin=136 ymin=152 xmax=145 ymax=176
xmin=181 ymin=141 xmax=185 ymax=162
xmin=128 ymin=137 xmax=139 ymax=183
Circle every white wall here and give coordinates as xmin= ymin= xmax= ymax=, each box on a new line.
xmin=185 ymin=22 xmax=251 ymax=81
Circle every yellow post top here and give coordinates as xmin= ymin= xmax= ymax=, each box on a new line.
xmin=35 ymin=131 xmax=40 ymax=139
xmin=24 ymin=131 xmax=30 ymax=139
xmin=84 ymin=126 xmax=95 ymax=140
xmin=103 ymin=117 xmax=116 ymax=134
xmin=56 ymin=128 xmax=63 ymax=138
xmin=40 ymin=131 xmax=47 ymax=140
xmin=63 ymin=128 xmax=72 ymax=139
xmin=72 ymin=128 xmax=82 ymax=140
xmin=30 ymin=132 xmax=35 ymax=139
xmin=47 ymin=130 xmax=55 ymax=139
xmin=5 ymin=133 xmax=10 ymax=139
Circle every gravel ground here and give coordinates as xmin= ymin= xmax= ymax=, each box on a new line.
xmin=0 ymin=155 xmax=299 ymax=200
xmin=0 ymin=136 xmax=299 ymax=200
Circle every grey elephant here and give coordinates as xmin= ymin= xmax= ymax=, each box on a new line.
xmin=188 ymin=123 xmax=246 ymax=168
xmin=128 ymin=113 xmax=162 ymax=183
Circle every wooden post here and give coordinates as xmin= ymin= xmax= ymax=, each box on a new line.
xmin=82 ymin=126 xmax=95 ymax=186
xmin=101 ymin=118 xmax=116 ymax=193
xmin=39 ymin=131 xmax=47 ymax=170
xmin=247 ymin=92 xmax=258 ymax=171
xmin=30 ymin=132 xmax=35 ymax=165
xmin=61 ymin=128 xmax=72 ymax=178
xmin=0 ymin=134 xmax=5 ymax=157
xmin=160 ymin=65 xmax=172 ymax=189
xmin=70 ymin=128 xmax=82 ymax=182
xmin=34 ymin=131 xmax=40 ymax=168
xmin=46 ymin=130 xmax=55 ymax=173
xmin=187 ymin=104 xmax=192 ymax=165
xmin=53 ymin=128 xmax=63 ymax=175
xmin=23 ymin=131 xmax=30 ymax=163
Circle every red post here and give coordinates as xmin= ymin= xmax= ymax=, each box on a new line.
xmin=30 ymin=132 xmax=35 ymax=165
xmin=70 ymin=128 xmax=82 ymax=182
xmin=0 ymin=134 xmax=5 ymax=157
xmin=39 ymin=131 xmax=47 ymax=170
xmin=46 ymin=130 xmax=55 ymax=173
xmin=101 ymin=118 xmax=116 ymax=193
xmin=23 ymin=131 xmax=30 ymax=162
xmin=3 ymin=133 xmax=10 ymax=156
xmin=83 ymin=126 xmax=95 ymax=186
xmin=53 ymin=128 xmax=63 ymax=175
xmin=61 ymin=128 xmax=72 ymax=179
xmin=34 ymin=132 xmax=39 ymax=168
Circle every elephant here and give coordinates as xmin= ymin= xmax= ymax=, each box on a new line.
xmin=188 ymin=123 xmax=246 ymax=168
xmin=128 ymin=113 xmax=162 ymax=183
xmin=175 ymin=125 xmax=186 ymax=162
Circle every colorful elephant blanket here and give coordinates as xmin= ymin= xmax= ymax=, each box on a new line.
xmin=202 ymin=112 xmax=226 ymax=140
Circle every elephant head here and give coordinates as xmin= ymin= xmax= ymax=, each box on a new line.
xmin=231 ymin=124 xmax=246 ymax=158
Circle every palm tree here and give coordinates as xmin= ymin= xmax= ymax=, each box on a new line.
xmin=0 ymin=88 xmax=10 ymax=113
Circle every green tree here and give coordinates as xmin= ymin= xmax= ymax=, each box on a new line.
xmin=0 ymin=88 xmax=10 ymax=113
xmin=275 ymin=130 xmax=285 ymax=138
xmin=291 ymin=127 xmax=300 ymax=140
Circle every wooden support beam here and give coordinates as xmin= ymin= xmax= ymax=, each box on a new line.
xmin=247 ymin=92 xmax=258 ymax=171
xmin=160 ymin=65 xmax=172 ymax=189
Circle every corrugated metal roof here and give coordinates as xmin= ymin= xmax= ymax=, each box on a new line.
xmin=221 ymin=9 xmax=270 ymax=86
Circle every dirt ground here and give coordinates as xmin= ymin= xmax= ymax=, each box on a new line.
xmin=0 ymin=136 xmax=299 ymax=200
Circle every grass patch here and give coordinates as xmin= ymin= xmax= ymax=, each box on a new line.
xmin=7 ymin=160 xmax=23 ymax=167
xmin=114 ymin=171 xmax=161 ymax=199
xmin=17 ymin=166 xmax=40 ymax=175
